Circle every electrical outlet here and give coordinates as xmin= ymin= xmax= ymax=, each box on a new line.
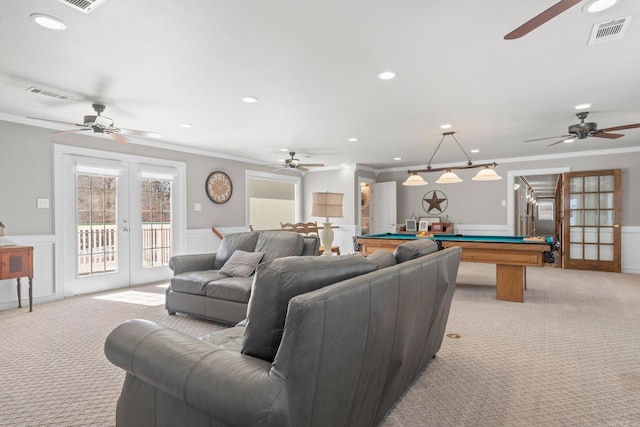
xmin=37 ymin=198 xmax=50 ymax=209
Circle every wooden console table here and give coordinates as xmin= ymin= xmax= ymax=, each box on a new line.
xmin=0 ymin=245 xmax=34 ymax=312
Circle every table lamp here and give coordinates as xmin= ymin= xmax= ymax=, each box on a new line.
xmin=311 ymin=191 xmax=343 ymax=256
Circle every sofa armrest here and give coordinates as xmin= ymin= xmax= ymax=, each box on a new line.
xmin=104 ymin=319 xmax=285 ymax=425
xmin=169 ymin=253 xmax=217 ymax=275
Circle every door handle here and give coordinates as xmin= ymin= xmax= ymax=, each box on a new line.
xmin=614 ymin=224 xmax=620 ymax=228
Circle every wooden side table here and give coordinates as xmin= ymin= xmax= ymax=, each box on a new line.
xmin=0 ymin=245 xmax=34 ymax=312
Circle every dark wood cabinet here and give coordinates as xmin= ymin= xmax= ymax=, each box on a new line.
xmin=0 ymin=245 xmax=34 ymax=312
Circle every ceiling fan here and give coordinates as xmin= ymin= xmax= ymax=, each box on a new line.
xmin=504 ymin=0 xmax=583 ymax=40
xmin=274 ymin=152 xmax=324 ymax=172
xmin=524 ymin=112 xmax=640 ymax=146
xmin=29 ymin=103 xmax=160 ymax=143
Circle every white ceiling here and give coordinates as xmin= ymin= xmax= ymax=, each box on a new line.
xmin=1 ymin=0 xmax=639 ymax=173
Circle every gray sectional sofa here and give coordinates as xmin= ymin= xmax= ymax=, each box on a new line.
xmin=166 ymin=230 xmax=320 ymax=324
xmin=105 ymin=239 xmax=462 ymax=426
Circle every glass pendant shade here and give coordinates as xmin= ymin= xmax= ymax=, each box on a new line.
xmin=436 ymin=170 xmax=462 ymax=184
xmin=402 ymin=173 xmax=428 ymax=186
xmin=472 ymin=167 xmax=503 ymax=181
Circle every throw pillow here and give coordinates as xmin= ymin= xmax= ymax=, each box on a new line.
xmin=393 ymin=239 xmax=439 ymax=263
xmin=219 ymin=250 xmax=265 ymax=277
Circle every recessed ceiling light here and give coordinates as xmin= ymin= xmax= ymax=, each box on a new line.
xmin=440 ymin=124 xmax=453 ymax=129
xmin=377 ymin=71 xmax=398 ymax=80
xmin=30 ymin=14 xmax=66 ymax=30
xmin=471 ymin=149 xmax=480 ymax=153
xmin=179 ymin=123 xmax=192 ymax=128
xmin=563 ymin=138 xmax=575 ymax=143
xmin=574 ymin=103 xmax=592 ymax=110
xmin=584 ymin=0 xmax=619 ymax=13
xmin=394 ymin=157 xmax=401 ymax=161
xmin=280 ymin=148 xmax=289 ymax=152
xmin=242 ymin=96 xmax=259 ymax=103
xmin=348 ymin=137 xmax=359 ymax=142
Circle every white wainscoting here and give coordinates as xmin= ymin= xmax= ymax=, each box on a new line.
xmin=184 ymin=227 xmax=250 ymax=255
xmin=0 ymin=234 xmax=56 ymax=311
xmin=622 ymin=226 xmax=640 ymax=274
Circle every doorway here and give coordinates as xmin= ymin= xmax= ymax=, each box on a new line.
xmin=54 ymin=145 xmax=186 ymax=297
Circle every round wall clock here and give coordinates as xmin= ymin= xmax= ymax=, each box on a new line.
xmin=206 ymin=171 xmax=233 ymax=204
xmin=422 ymin=190 xmax=448 ymax=214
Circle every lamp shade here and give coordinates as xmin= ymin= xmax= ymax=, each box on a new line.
xmin=436 ymin=170 xmax=462 ymax=184
xmin=402 ymin=173 xmax=428 ymax=186
xmin=472 ymin=167 xmax=503 ymax=181
xmin=312 ymin=192 xmax=344 ymax=219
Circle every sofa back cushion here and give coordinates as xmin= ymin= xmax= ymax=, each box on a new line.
xmin=366 ymin=249 xmax=398 ymax=269
xmin=393 ymin=239 xmax=439 ymax=263
xmin=214 ymin=232 xmax=260 ymax=269
xmin=242 ymin=255 xmax=377 ymax=362
xmin=254 ymin=231 xmax=304 ymax=263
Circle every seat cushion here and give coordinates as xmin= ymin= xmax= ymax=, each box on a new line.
xmin=219 ymin=250 xmax=265 ymax=277
xmin=214 ymin=231 xmax=260 ymax=269
xmin=255 ymin=230 xmax=304 ymax=262
xmin=205 ymin=276 xmax=253 ymax=303
xmin=171 ymin=270 xmax=229 ymax=295
xmin=394 ymin=239 xmax=440 ymax=263
xmin=242 ymin=255 xmax=377 ymax=362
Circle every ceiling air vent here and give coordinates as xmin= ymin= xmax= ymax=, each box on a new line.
xmin=588 ymin=15 xmax=633 ymax=45
xmin=56 ymin=0 xmax=108 ymax=13
xmin=25 ymin=86 xmax=72 ymax=101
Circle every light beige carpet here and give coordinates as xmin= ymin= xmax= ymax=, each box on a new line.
xmin=1 ymin=263 xmax=639 ymax=426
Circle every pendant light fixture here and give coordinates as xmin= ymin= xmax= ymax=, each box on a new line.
xmin=402 ymin=132 xmax=502 ymax=186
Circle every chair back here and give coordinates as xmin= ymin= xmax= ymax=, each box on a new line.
xmin=280 ymin=222 xmax=320 ymax=236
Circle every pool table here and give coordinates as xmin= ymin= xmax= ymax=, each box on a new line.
xmin=354 ymin=233 xmax=558 ymax=303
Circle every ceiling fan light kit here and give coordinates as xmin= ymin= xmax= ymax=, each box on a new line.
xmin=274 ymin=152 xmax=324 ymax=172
xmin=402 ymin=132 xmax=502 ymax=186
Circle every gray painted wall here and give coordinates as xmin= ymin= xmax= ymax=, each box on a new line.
xmin=378 ymin=151 xmax=640 ymax=227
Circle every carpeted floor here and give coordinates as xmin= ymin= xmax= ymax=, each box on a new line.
xmin=1 ymin=263 xmax=639 ymax=426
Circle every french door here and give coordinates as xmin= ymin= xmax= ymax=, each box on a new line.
xmin=58 ymin=150 xmax=184 ymax=296
xmin=563 ymin=169 xmax=621 ymax=272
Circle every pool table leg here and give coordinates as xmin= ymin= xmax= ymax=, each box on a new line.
xmin=495 ymin=264 xmax=525 ymax=303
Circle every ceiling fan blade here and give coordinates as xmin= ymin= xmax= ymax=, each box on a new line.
xmin=296 ymin=166 xmax=309 ymax=172
xmin=109 ymin=132 xmax=130 ymax=144
xmin=299 ymin=163 xmax=325 ymax=167
xmin=28 ymin=117 xmax=84 ymax=127
xmin=504 ymin=0 xmax=582 ymax=40
xmin=53 ymin=128 xmax=92 ymax=135
xmin=599 ymin=123 xmax=640 ymax=132
xmin=592 ymin=132 xmax=624 ymax=139
xmin=548 ymin=138 xmax=574 ymax=147
xmin=524 ymin=134 xmax=573 ymax=142
xmin=118 ymin=127 xmax=161 ymax=138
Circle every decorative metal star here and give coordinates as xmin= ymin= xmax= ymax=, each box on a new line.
xmin=422 ymin=190 xmax=447 ymax=214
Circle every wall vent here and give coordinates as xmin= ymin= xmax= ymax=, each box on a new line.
xmin=56 ymin=0 xmax=108 ymax=14
xmin=588 ymin=15 xmax=633 ymax=45
xmin=25 ymin=86 xmax=72 ymax=101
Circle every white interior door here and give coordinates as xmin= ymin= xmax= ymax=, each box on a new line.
xmin=371 ymin=181 xmax=397 ymax=233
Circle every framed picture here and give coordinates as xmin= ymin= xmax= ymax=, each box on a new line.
xmin=405 ymin=219 xmax=417 ymax=232
xmin=418 ymin=219 xmax=429 ymax=232
xmin=419 ymin=217 xmax=441 ymax=230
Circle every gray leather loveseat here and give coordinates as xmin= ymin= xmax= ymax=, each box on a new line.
xmin=105 ymin=240 xmax=462 ymax=426
xmin=166 ymin=230 xmax=320 ymax=324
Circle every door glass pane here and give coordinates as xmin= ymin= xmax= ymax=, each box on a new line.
xmin=569 ymin=194 xmax=583 ymax=209
xmin=584 ymin=227 xmax=598 ymax=243
xmin=599 ymin=210 xmax=613 ymax=226
xmin=585 ymin=176 xmax=599 ymax=192
xmin=600 ymin=227 xmax=614 ymax=244
xmin=570 ymin=227 xmax=583 ymax=242
xmin=141 ymin=179 xmax=172 ymax=268
xmin=570 ymin=244 xmax=583 ymax=259
xmin=584 ymin=194 xmax=598 ymax=209
xmin=569 ymin=177 xmax=583 ymax=193
xmin=600 ymin=175 xmax=614 ymax=192
xmin=584 ymin=245 xmax=598 ymax=260
xmin=599 ymin=193 xmax=613 ymax=209
xmin=570 ymin=210 xmax=583 ymax=226
xmin=77 ymin=174 xmax=118 ymax=277
xmin=584 ymin=210 xmax=598 ymax=226
xmin=600 ymin=245 xmax=614 ymax=261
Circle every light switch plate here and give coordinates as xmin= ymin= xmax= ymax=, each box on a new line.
xmin=194 ymin=203 xmax=202 ymax=211
xmin=37 ymin=198 xmax=50 ymax=209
